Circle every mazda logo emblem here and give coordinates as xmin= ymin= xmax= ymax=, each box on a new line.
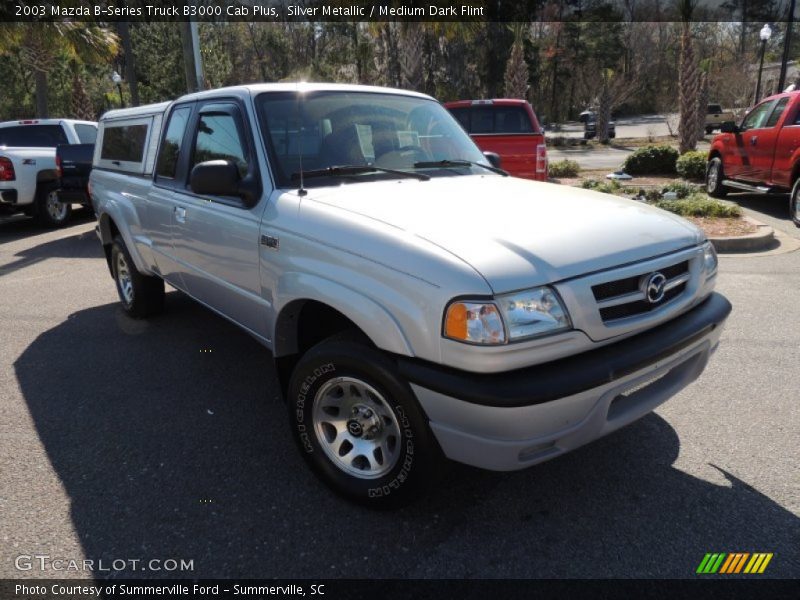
xmin=644 ymin=272 xmax=667 ymax=304
xmin=347 ymin=420 xmax=363 ymax=437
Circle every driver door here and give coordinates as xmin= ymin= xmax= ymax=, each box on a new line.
xmin=727 ymin=99 xmax=777 ymax=182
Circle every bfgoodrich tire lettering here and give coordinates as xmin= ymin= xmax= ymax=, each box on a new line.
xmin=287 ymin=333 xmax=441 ymax=507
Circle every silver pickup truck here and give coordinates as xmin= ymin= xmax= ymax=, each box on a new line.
xmin=91 ymin=84 xmax=731 ymax=507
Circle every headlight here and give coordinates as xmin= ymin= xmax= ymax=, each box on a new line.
xmin=703 ymin=242 xmax=718 ymax=276
xmin=444 ymin=286 xmax=571 ymax=345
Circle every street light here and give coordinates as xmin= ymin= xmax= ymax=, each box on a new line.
xmin=755 ymin=24 xmax=772 ymax=104
xmin=111 ymin=71 xmax=125 ymax=108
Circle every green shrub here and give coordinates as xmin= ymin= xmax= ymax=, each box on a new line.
xmin=661 ymin=181 xmax=702 ymax=199
xmin=652 ymin=194 xmax=742 ymax=218
xmin=548 ymin=159 xmax=581 ymax=178
xmin=581 ymin=178 xmax=599 ymax=189
xmin=644 ymin=188 xmax=663 ymax=202
xmin=622 ymin=145 xmax=678 ymax=175
xmin=675 ymin=151 xmax=708 ymax=180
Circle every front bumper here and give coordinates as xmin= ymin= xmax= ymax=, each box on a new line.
xmin=400 ymin=292 xmax=731 ymax=471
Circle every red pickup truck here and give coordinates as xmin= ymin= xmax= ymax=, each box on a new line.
xmin=706 ymin=91 xmax=800 ymax=226
xmin=445 ymin=99 xmax=548 ymax=181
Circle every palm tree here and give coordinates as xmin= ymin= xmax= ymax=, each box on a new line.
xmin=504 ymin=23 xmax=530 ymax=99
xmin=678 ymin=0 xmax=699 ymax=153
xmin=0 ymin=23 xmax=118 ymax=118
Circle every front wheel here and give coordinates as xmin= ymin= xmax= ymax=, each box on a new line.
xmin=790 ymin=179 xmax=800 ymax=228
xmin=110 ymin=236 xmax=165 ymax=318
xmin=706 ymin=157 xmax=728 ymax=198
xmin=287 ymin=333 xmax=442 ymax=507
xmin=35 ymin=184 xmax=72 ymax=227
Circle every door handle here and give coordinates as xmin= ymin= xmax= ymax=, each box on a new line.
xmin=174 ymin=206 xmax=186 ymax=223
xmin=750 ymin=136 xmax=758 ymax=146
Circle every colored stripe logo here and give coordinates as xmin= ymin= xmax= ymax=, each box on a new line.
xmin=696 ymin=552 xmax=773 ymax=574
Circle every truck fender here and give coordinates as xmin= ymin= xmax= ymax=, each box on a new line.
xmin=273 ymin=272 xmax=414 ymax=359
xmin=97 ymin=205 xmax=150 ymax=275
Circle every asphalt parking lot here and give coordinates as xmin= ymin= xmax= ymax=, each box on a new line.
xmin=1 ymin=202 xmax=798 ymax=580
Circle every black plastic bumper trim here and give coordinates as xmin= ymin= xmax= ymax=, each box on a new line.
xmin=397 ymin=292 xmax=731 ymax=408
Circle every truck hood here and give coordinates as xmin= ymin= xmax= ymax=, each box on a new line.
xmin=306 ymin=175 xmax=704 ymax=293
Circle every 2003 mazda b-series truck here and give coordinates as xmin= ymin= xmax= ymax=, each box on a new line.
xmin=91 ymin=84 xmax=731 ymax=506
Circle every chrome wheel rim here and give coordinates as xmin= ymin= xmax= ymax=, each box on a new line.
xmin=115 ymin=252 xmax=134 ymax=306
xmin=707 ymin=162 xmax=719 ymax=191
xmin=312 ymin=376 xmax=402 ymax=479
xmin=46 ymin=191 xmax=68 ymax=222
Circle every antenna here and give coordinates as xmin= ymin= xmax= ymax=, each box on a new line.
xmin=296 ymin=80 xmax=307 ymax=197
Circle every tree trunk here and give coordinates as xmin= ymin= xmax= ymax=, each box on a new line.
xmin=118 ymin=22 xmax=140 ymax=106
xmin=34 ymin=70 xmax=48 ymax=118
xmin=695 ymin=71 xmax=709 ymax=141
xmin=597 ymin=73 xmax=612 ymax=144
xmin=678 ymin=22 xmax=699 ymax=153
xmin=179 ymin=22 xmax=199 ymax=93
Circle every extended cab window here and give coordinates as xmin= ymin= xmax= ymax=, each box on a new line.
xmin=97 ymin=118 xmax=153 ymax=174
xmin=0 ymin=125 xmax=68 ymax=147
xmin=741 ymin=100 xmax=777 ymax=130
xmin=765 ymin=97 xmax=790 ymax=128
xmin=156 ymin=106 xmax=191 ymax=179
xmin=74 ymin=124 xmax=97 ymax=144
xmin=191 ymin=112 xmax=248 ymax=178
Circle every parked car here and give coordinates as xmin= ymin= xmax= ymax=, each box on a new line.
xmin=582 ymin=111 xmax=616 ymax=140
xmin=706 ymin=91 xmax=800 ymax=227
xmin=92 ymin=84 xmax=730 ymax=507
xmin=0 ymin=119 xmax=97 ymax=226
xmin=444 ymin=99 xmax=548 ymax=181
xmin=56 ymin=143 xmax=94 ymax=210
xmin=704 ymin=103 xmax=736 ymax=134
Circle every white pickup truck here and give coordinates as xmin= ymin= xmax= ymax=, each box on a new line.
xmin=0 ymin=119 xmax=97 ymax=226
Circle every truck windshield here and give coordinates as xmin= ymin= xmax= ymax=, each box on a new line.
xmin=256 ymin=90 xmax=489 ymax=188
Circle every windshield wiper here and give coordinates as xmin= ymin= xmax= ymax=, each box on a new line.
xmin=290 ymin=164 xmax=430 ymax=183
xmin=413 ymin=159 xmax=508 ymax=176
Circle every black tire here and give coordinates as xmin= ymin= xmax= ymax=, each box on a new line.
xmin=706 ymin=157 xmax=728 ymax=198
xmin=34 ymin=183 xmax=72 ymax=228
xmin=110 ymin=235 xmax=165 ymax=318
xmin=790 ymin=178 xmax=800 ymax=228
xmin=705 ymin=126 xmax=714 ymax=135
xmin=287 ymin=333 xmax=442 ymax=508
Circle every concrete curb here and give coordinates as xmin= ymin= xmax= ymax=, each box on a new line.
xmin=709 ymin=216 xmax=774 ymax=253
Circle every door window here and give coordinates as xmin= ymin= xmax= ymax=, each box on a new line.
xmin=741 ymin=100 xmax=777 ymax=131
xmin=156 ymin=106 xmax=191 ymax=179
xmin=765 ymin=97 xmax=790 ymax=128
xmin=191 ymin=112 xmax=249 ymax=178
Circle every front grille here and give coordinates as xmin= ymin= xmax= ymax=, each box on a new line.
xmin=599 ymin=283 xmax=686 ymax=321
xmin=591 ymin=260 xmax=690 ymax=323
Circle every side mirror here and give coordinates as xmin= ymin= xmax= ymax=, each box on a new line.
xmin=720 ymin=121 xmax=739 ymax=134
xmin=483 ymin=151 xmax=502 ymax=169
xmin=190 ymin=160 xmax=258 ymax=205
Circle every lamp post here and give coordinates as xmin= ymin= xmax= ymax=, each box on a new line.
xmin=755 ymin=24 xmax=772 ymax=103
xmin=111 ymin=71 xmax=125 ymax=108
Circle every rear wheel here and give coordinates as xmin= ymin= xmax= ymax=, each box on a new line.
xmin=287 ymin=333 xmax=442 ymax=507
xmin=110 ymin=235 xmax=165 ymax=318
xmin=34 ymin=184 xmax=72 ymax=227
xmin=706 ymin=157 xmax=728 ymax=198
xmin=790 ymin=178 xmax=800 ymax=228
